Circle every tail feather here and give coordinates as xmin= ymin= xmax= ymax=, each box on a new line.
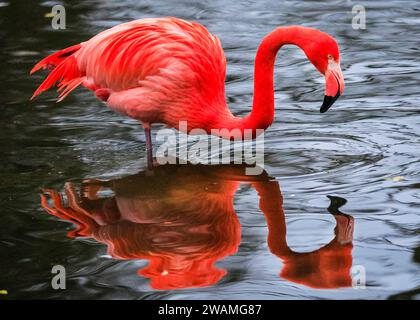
xmin=31 ymin=44 xmax=85 ymax=101
xmin=30 ymin=44 xmax=81 ymax=75
xmin=56 ymin=77 xmax=86 ymax=102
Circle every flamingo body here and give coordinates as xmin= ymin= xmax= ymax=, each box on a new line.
xmin=31 ymin=17 xmax=345 ymax=161
xmin=32 ymin=18 xmax=228 ymax=131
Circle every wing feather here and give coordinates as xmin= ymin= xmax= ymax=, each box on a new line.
xmin=76 ymin=18 xmax=226 ymax=103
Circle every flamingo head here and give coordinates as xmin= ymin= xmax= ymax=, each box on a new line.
xmin=302 ymin=31 xmax=345 ymax=113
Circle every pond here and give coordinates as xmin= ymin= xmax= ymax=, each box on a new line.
xmin=0 ymin=0 xmax=419 ymax=299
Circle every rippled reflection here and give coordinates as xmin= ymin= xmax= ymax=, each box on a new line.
xmin=266 ymin=195 xmax=354 ymax=289
xmin=41 ymin=163 xmax=354 ymax=290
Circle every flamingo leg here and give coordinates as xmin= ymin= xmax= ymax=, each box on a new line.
xmin=143 ymin=123 xmax=153 ymax=170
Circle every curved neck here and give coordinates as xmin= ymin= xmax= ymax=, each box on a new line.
xmin=217 ymin=26 xmax=311 ymax=138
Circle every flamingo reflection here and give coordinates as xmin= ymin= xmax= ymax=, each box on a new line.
xmin=41 ymin=163 xmax=354 ymax=290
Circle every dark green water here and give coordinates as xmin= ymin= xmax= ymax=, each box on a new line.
xmin=0 ymin=0 xmax=419 ymax=299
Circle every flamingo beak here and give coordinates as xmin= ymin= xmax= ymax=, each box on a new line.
xmin=320 ymin=61 xmax=344 ymax=113
xmin=320 ymin=91 xmax=340 ymax=113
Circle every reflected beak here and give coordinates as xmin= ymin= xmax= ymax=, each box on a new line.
xmin=320 ymin=61 xmax=344 ymax=113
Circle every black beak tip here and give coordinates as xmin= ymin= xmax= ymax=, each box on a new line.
xmin=320 ymin=92 xmax=340 ymax=113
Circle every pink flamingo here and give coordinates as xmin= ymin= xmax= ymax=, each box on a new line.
xmin=30 ymin=17 xmax=344 ymax=167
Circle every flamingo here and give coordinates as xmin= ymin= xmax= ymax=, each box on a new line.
xmin=30 ymin=17 xmax=345 ymax=167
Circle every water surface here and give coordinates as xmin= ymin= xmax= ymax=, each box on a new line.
xmin=0 ymin=0 xmax=419 ymax=299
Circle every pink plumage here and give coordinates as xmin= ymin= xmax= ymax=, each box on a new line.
xmin=31 ymin=18 xmax=227 ymax=130
xmin=31 ymin=17 xmax=344 ymax=167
